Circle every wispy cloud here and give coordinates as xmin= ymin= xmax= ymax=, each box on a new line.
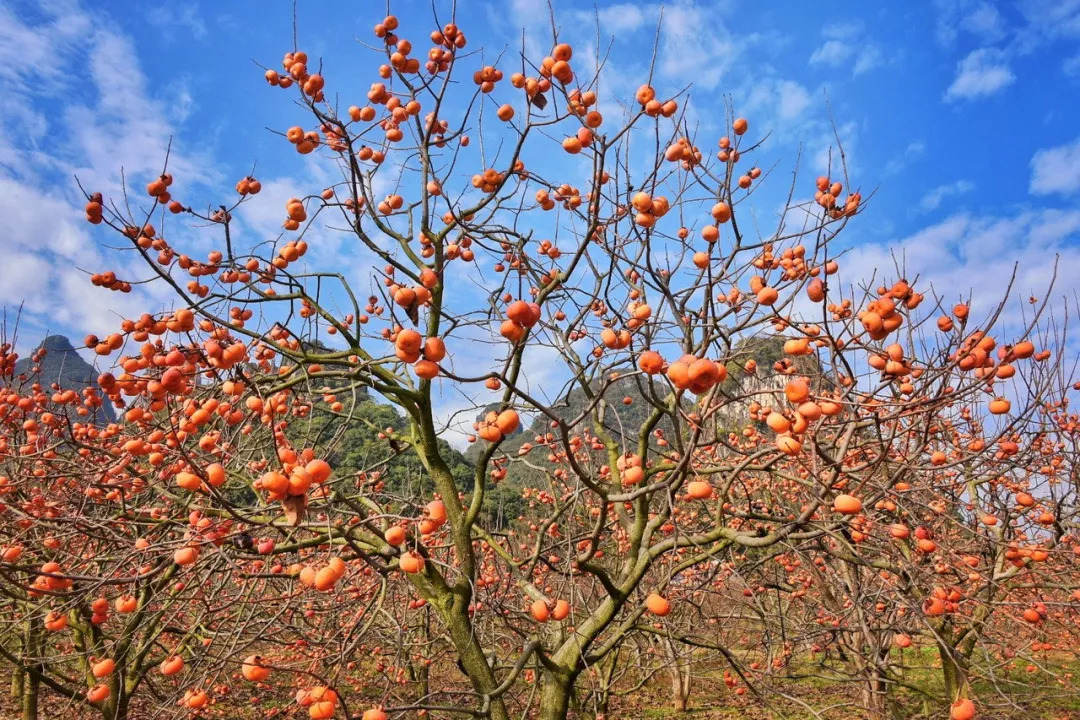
xmin=145 ymin=4 xmax=208 ymax=41
xmin=853 ymin=46 xmax=883 ymax=75
xmin=0 ymin=0 xmax=215 ymax=351
xmin=841 ymin=209 xmax=1080 ymax=329
xmin=810 ymin=39 xmax=854 ymax=67
xmin=933 ymin=0 xmax=1006 ymax=46
xmin=919 ymin=180 xmax=974 ymax=211
xmin=1064 ymin=53 xmax=1080 ymax=77
xmin=945 ymin=48 xmax=1015 ymax=101
xmin=884 ymin=141 xmax=926 ymax=176
xmin=659 ymin=2 xmax=735 ymax=90
xmin=809 ymin=25 xmax=883 ymax=77
xmin=1030 ymin=136 xmax=1080 ymax=196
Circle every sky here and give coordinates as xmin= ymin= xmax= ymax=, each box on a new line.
xmin=0 ymin=0 xmax=1079 ymax=444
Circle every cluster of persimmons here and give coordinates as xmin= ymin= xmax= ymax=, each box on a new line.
xmin=2 ymin=7 xmax=1079 ymax=720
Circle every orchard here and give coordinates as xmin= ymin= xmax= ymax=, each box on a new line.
xmin=2 ymin=4 xmax=1080 ymax=720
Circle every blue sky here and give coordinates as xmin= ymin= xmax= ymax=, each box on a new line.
xmin=0 ymin=0 xmax=1078 ymax=442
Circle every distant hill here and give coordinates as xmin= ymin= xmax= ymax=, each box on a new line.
xmin=462 ymin=335 xmax=824 ymax=492
xmin=11 ymin=335 xmax=115 ymax=423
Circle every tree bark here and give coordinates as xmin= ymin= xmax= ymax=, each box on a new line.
xmin=453 ymin=623 xmax=509 ymax=720
xmin=11 ymin=667 xmax=24 ymax=701
xmin=665 ymin=639 xmax=691 ymax=712
xmin=21 ymin=672 xmax=38 ymax=720
xmin=860 ymin=676 xmax=888 ymax=720
xmin=101 ymin=672 xmax=130 ymax=720
xmin=938 ymin=642 xmax=970 ymax=702
xmin=411 ymin=426 xmax=509 ymax=720
xmin=859 ymin=644 xmax=893 ymax=720
xmin=11 ymin=630 xmax=25 ymax=700
xmin=103 ymin=689 xmax=130 ymax=720
xmin=539 ymin=670 xmax=574 ymax=720
xmin=20 ymin=617 xmax=40 ymax=720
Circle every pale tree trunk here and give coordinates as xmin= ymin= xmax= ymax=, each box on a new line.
xmin=100 ymin=666 xmax=133 ymax=720
xmin=664 ymin=638 xmax=691 ymax=712
xmin=411 ymin=434 xmax=511 ymax=720
xmin=860 ymin=675 xmax=888 ymax=720
xmin=408 ymin=607 xmax=431 ymax=698
xmin=591 ymin=650 xmax=619 ymax=720
xmin=858 ymin=644 xmax=893 ymax=720
xmin=102 ymin=686 xmax=130 ymax=720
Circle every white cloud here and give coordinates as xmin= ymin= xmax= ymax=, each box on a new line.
xmin=0 ymin=0 xmax=214 ymax=348
xmin=594 ymin=3 xmax=649 ymax=33
xmin=853 ymin=46 xmax=883 ymax=75
xmin=919 ymin=180 xmax=974 ymax=211
xmin=823 ymin=23 xmax=862 ymax=40
xmin=0 ymin=250 xmax=54 ymax=315
xmin=961 ymin=3 xmax=1004 ymax=40
xmin=777 ymin=80 xmax=812 ymax=120
xmin=809 ymin=40 xmax=854 ymax=66
xmin=1064 ymin=53 xmax=1080 ymax=77
xmin=810 ymin=23 xmax=882 ymax=77
xmin=945 ymin=48 xmax=1015 ymax=101
xmin=1014 ymin=0 xmax=1080 ymax=39
xmin=660 ymin=2 xmax=734 ymax=90
xmin=145 ymin=5 xmax=208 ymax=41
xmin=0 ymin=176 xmax=90 ymax=257
xmin=1030 ymin=136 xmax=1080 ymax=196
xmin=0 ymin=4 xmax=88 ymax=96
xmin=1030 ymin=208 xmax=1080 ymax=245
xmin=741 ymin=77 xmax=818 ymax=134
xmin=884 ymin=140 xmax=926 ymax=176
xmin=811 ymin=120 xmax=858 ymax=175
xmin=934 ymin=0 xmax=1006 ymax=46
xmin=840 ymin=209 xmax=1080 ymax=331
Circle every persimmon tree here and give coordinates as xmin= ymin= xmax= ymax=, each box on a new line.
xmin=725 ymin=303 xmax=1080 ymax=719
xmin=2 ymin=6 xmax=1079 ymax=720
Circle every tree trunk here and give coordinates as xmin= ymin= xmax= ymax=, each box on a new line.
xmin=103 ymin=690 xmax=130 ymax=720
xmin=665 ymin=639 xmax=691 ymax=712
xmin=539 ymin=670 xmax=574 ymax=720
xmin=938 ymin=642 xmax=970 ymax=702
xmin=859 ymin=645 xmax=892 ymax=720
xmin=444 ymin=604 xmax=509 ymax=720
xmin=21 ymin=671 xmax=38 ymax=720
xmin=20 ymin=617 xmax=40 ymax=720
xmin=590 ymin=647 xmax=619 ymax=720
xmin=101 ymin=676 xmax=129 ymax=720
xmin=413 ymin=427 xmax=509 ymax=720
xmin=860 ymin=677 xmax=888 ymax=720
xmin=408 ymin=607 xmax=431 ymax=698
xmin=11 ymin=622 xmax=24 ymax=699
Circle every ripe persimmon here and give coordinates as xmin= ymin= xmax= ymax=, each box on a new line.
xmin=833 ymin=494 xmax=862 ymax=514
xmin=399 ymin=552 xmax=425 ymax=573
xmin=639 ymin=350 xmax=664 ymax=374
xmin=686 ymin=480 xmax=712 ymax=499
xmin=530 ymin=599 xmax=550 ymax=622
xmin=950 ymin=698 xmax=975 ymax=720
xmin=646 ymin=593 xmax=671 ymax=616
xmin=242 ymin=654 xmax=271 ymax=681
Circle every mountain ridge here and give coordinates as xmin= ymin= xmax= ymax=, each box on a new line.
xmin=11 ymin=334 xmax=116 ymax=423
